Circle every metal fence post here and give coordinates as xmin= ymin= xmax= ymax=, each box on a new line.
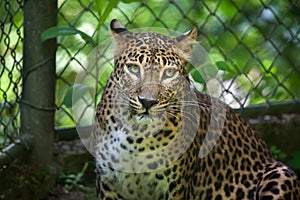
xmin=22 ymin=0 xmax=57 ymax=167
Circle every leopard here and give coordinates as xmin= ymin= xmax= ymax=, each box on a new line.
xmin=93 ymin=19 xmax=300 ymax=200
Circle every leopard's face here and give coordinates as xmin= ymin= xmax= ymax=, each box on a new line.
xmin=114 ymin=33 xmax=189 ymax=124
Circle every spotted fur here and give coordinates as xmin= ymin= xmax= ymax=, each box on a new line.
xmin=93 ymin=19 xmax=300 ymax=200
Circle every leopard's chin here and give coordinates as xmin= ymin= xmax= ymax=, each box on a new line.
xmin=133 ymin=114 xmax=154 ymax=124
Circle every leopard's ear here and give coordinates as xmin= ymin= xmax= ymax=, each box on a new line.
xmin=175 ymin=27 xmax=197 ymax=58
xmin=110 ymin=19 xmax=127 ymax=35
xmin=110 ymin=19 xmax=131 ymax=43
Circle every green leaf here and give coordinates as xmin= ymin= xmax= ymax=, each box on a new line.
xmin=63 ymin=84 xmax=91 ymax=108
xmin=94 ymin=0 xmax=106 ymax=17
xmin=41 ymin=26 xmax=96 ymax=46
xmin=41 ymin=26 xmax=78 ymax=41
xmin=204 ymin=63 xmax=218 ymax=77
xmin=99 ymin=64 xmax=114 ymax=87
xmin=96 ymin=0 xmax=119 ymax=30
xmin=121 ymin=0 xmax=144 ymax=3
xmin=94 ymin=0 xmax=143 ymax=31
xmin=190 ymin=69 xmax=205 ymax=84
xmin=270 ymin=145 xmax=287 ymax=160
xmin=289 ymin=151 xmax=300 ymax=170
xmin=215 ymin=61 xmax=228 ymax=71
xmin=216 ymin=61 xmax=237 ymax=75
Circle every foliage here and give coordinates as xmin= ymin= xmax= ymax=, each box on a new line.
xmin=270 ymin=145 xmax=287 ymax=161
xmin=41 ymin=26 xmax=96 ymax=47
xmin=59 ymin=162 xmax=89 ymax=191
xmin=289 ymin=151 xmax=300 ymax=170
xmin=270 ymin=146 xmax=300 ymax=171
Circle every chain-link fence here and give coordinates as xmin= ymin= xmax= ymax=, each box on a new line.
xmin=1 ymin=0 xmax=300 ymax=154
xmin=56 ymin=0 xmax=300 ymax=128
xmin=0 ymin=0 xmax=23 ymax=149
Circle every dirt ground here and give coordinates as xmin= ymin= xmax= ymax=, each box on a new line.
xmin=0 ymin=139 xmax=96 ymax=200
xmin=46 ymin=139 xmax=96 ymax=200
xmin=47 ymin=185 xmax=95 ymax=200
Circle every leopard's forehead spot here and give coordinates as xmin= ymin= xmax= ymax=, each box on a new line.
xmin=118 ymin=32 xmax=178 ymax=60
xmin=122 ymin=32 xmax=176 ymax=49
xmin=115 ymin=32 xmax=185 ymax=72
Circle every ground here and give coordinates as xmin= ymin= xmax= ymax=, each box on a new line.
xmin=46 ymin=139 xmax=95 ymax=200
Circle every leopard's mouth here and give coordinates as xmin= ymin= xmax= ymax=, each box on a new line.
xmin=130 ymin=107 xmax=154 ymax=121
xmin=129 ymin=105 xmax=167 ymax=125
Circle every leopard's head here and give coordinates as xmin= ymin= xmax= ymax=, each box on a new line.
xmin=109 ymin=19 xmax=197 ymax=126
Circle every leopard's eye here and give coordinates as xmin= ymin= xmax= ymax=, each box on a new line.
xmin=127 ymin=64 xmax=140 ymax=76
xmin=162 ymin=68 xmax=177 ymax=79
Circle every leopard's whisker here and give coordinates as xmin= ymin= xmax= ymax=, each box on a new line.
xmin=166 ymin=108 xmax=199 ymax=123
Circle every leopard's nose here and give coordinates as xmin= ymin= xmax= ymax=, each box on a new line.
xmin=138 ymin=96 xmax=158 ymax=110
